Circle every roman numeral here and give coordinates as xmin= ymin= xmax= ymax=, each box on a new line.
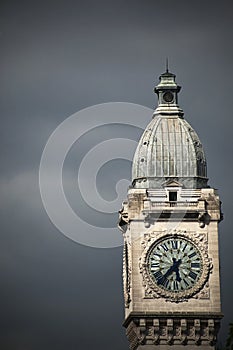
xmin=191 ymin=262 xmax=200 ymax=268
xmin=158 ymin=276 xmax=169 ymax=288
xmin=161 ymin=243 xmax=169 ymax=251
xmin=151 ymin=261 xmax=160 ymax=268
xmin=153 ymin=253 xmax=162 ymax=258
xmin=171 ymin=240 xmax=178 ymax=249
xmin=189 ymin=271 xmax=198 ymax=280
xmin=182 ymin=243 xmax=187 ymax=252
xmin=173 ymin=280 xmax=179 ymax=291
xmin=188 ymin=252 xmax=196 ymax=259
xmin=154 ymin=271 xmax=163 ymax=280
xmin=183 ymin=278 xmax=190 ymax=287
xmin=153 ymin=271 xmax=169 ymax=288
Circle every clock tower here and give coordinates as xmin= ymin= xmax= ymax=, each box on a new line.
xmin=119 ymin=69 xmax=223 ymax=349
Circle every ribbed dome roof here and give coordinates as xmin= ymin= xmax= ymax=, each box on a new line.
xmin=132 ymin=70 xmax=208 ymax=189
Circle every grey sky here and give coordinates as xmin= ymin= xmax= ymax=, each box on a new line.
xmin=1 ymin=0 xmax=233 ymax=349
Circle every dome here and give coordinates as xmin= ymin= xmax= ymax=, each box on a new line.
xmin=132 ymin=70 xmax=208 ymax=189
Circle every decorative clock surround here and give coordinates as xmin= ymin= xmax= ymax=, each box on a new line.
xmin=139 ymin=230 xmax=212 ymax=302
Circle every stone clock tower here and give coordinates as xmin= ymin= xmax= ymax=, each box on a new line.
xmin=119 ymin=69 xmax=223 ymax=349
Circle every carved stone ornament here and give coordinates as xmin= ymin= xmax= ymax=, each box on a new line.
xmin=123 ymin=235 xmax=132 ymax=308
xmin=139 ymin=230 xmax=211 ymax=302
xmin=118 ymin=202 xmax=129 ymax=233
xmin=125 ymin=316 xmax=221 ymax=349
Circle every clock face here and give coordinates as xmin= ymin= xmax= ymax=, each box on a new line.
xmin=148 ymin=236 xmax=202 ymax=293
xmin=163 ymin=91 xmax=174 ymax=103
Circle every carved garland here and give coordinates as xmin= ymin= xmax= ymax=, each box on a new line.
xmin=139 ymin=230 xmax=211 ymax=302
xmin=123 ymin=234 xmax=132 ymax=308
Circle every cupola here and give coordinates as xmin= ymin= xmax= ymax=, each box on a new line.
xmin=132 ymin=69 xmax=208 ymax=189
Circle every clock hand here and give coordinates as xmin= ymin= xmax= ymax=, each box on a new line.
xmin=163 ymin=265 xmax=175 ymax=278
xmin=174 ymin=266 xmax=181 ymax=282
xmin=157 ymin=258 xmax=182 ymax=286
xmin=174 ymin=259 xmax=182 ymax=281
xmin=163 ymin=258 xmax=182 ymax=280
xmin=157 ymin=264 xmax=175 ymax=285
xmin=163 ymin=258 xmax=180 ymax=278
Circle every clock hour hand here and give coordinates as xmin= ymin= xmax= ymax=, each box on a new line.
xmin=164 ymin=265 xmax=175 ymax=278
xmin=157 ymin=265 xmax=174 ymax=285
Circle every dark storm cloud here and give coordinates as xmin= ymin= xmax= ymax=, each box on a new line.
xmin=1 ymin=0 xmax=233 ymax=349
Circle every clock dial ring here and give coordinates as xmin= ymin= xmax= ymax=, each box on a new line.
xmin=148 ymin=236 xmax=202 ymax=293
xmin=140 ymin=233 xmax=211 ymax=301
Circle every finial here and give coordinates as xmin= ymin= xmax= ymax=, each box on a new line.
xmin=166 ymin=57 xmax=169 ymax=73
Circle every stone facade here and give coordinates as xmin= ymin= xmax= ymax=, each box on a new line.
xmin=119 ymin=187 xmax=223 ymax=348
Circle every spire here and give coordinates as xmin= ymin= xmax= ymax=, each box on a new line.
xmin=166 ymin=57 xmax=169 ymax=73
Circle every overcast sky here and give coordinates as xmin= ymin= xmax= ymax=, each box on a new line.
xmin=1 ymin=0 xmax=233 ymax=349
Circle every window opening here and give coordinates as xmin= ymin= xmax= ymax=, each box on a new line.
xmin=169 ymin=191 xmax=177 ymax=202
